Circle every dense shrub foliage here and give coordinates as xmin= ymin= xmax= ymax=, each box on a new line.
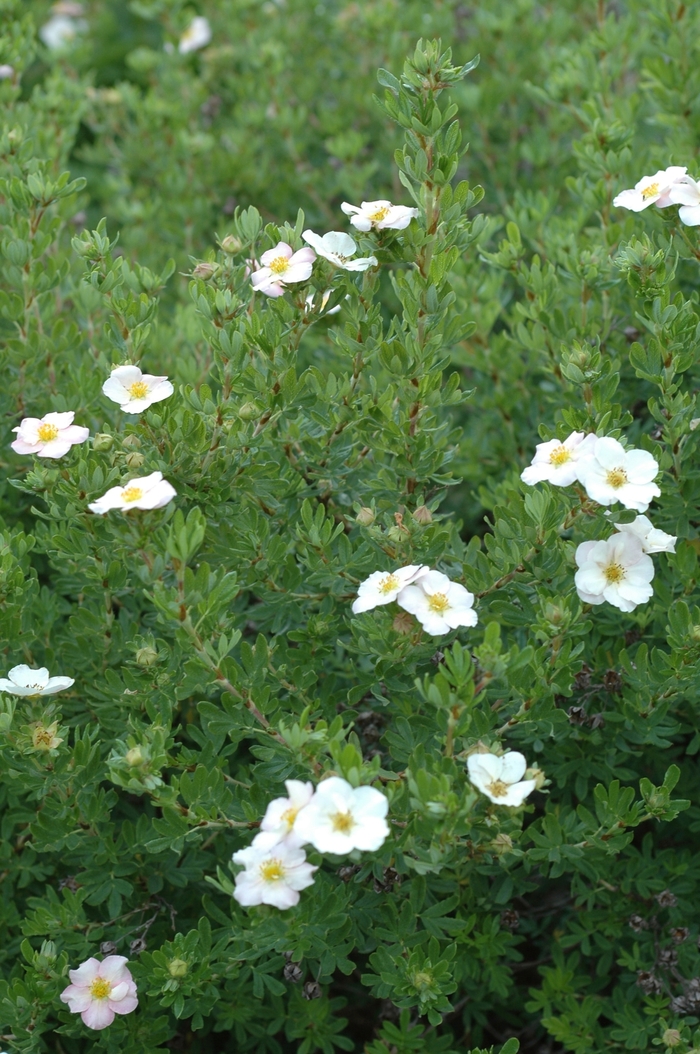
xmin=2 ymin=1 xmax=700 ymax=1053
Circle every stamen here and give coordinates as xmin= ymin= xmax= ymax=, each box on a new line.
xmin=330 ymin=811 xmax=355 ymax=834
xmin=268 ymin=256 xmax=290 ymax=275
xmin=259 ymin=859 xmax=285 ymax=882
xmin=427 ymin=592 xmax=450 ymax=614
xmin=121 ymin=486 xmax=144 ymax=503
xmin=89 ymin=978 xmax=112 ymax=1000
xmin=605 ymin=467 xmax=628 ymax=489
xmin=37 ymin=423 xmax=59 ymax=443
xmin=378 ymin=574 xmax=399 ymax=595
xmin=641 ymin=182 xmax=660 ymax=200
xmin=549 ymin=444 xmax=571 ymax=467
xmin=369 ymin=206 xmax=390 ymax=222
xmin=128 ymin=381 xmax=149 ymax=399
xmin=487 ymin=778 xmax=509 ymax=798
xmin=604 ymin=562 xmax=625 ymax=584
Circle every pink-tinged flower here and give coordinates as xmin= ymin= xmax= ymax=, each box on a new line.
xmin=102 ymin=365 xmax=173 ymax=414
xmin=60 ymin=956 xmax=138 ymax=1031
xmin=520 ymin=431 xmax=597 ymax=488
xmin=340 ymin=199 xmax=419 ymax=232
xmin=576 ymin=437 xmax=660 ymax=512
xmin=11 ymin=411 xmax=89 ymax=459
xmin=668 ymin=175 xmax=700 ymax=226
xmin=260 ymin=779 xmax=314 ymax=846
xmin=232 ymin=835 xmax=317 ymax=909
xmin=613 ymin=166 xmax=688 ymax=212
xmin=397 ymin=570 xmax=478 ymax=636
xmin=574 ymin=534 xmax=654 ymax=612
xmin=293 ymin=777 xmax=389 ymax=855
xmin=87 ymin=471 xmax=176 ymax=515
xmin=251 ymin=242 xmax=316 ymax=298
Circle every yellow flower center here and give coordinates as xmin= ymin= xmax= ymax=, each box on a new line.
xmin=605 ymin=467 xmax=628 ymax=489
xmin=121 ymin=486 xmax=144 ymax=503
xmin=487 ymin=778 xmax=509 ymax=798
xmin=89 ymin=978 xmax=112 ymax=1000
xmin=259 ymin=859 xmax=285 ymax=882
xmin=128 ymin=380 xmax=149 ymax=399
xmin=604 ymin=562 xmax=625 ymax=584
xmin=427 ymin=592 xmax=450 ymax=614
xmin=281 ymin=806 xmax=298 ymax=829
xmin=369 ymin=206 xmax=390 ymax=222
xmin=37 ymin=423 xmax=59 ymax=443
xmin=641 ymin=182 xmax=660 ymax=200
xmin=268 ymin=255 xmax=290 ymax=275
xmin=378 ymin=573 xmax=399 ymax=595
xmin=549 ymin=444 xmax=571 ymax=467
xmin=330 ymin=810 xmax=355 ymax=834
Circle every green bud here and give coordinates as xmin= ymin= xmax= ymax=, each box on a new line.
xmin=238 ymin=402 xmax=259 ymax=420
xmin=125 ymin=451 xmax=145 ymax=470
xmin=663 ymin=1030 xmax=681 ymax=1048
xmin=122 ymin=434 xmax=141 ymax=450
xmin=355 ymin=507 xmax=375 ymax=526
xmin=386 ymin=526 xmax=404 ymax=542
xmin=136 ymin=646 xmax=159 ymax=667
xmin=193 ymin=262 xmax=217 ymax=280
xmin=490 ymin=833 xmax=514 ymax=856
xmin=168 ymin=958 xmax=188 ymax=978
xmin=125 ymin=746 xmax=144 ymax=767
xmin=220 ymin=235 xmax=242 ymax=253
xmin=412 ymin=505 xmax=433 ymax=525
xmin=93 ymin=432 xmax=114 ymax=451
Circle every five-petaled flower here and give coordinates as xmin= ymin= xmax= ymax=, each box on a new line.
xmin=467 ymin=751 xmax=537 ymax=806
xmin=293 ymin=777 xmax=389 ymax=855
xmin=521 ymin=431 xmax=597 ymax=488
xmin=397 ymin=569 xmax=478 ymax=636
xmin=352 ymin=565 xmax=428 ymax=614
xmin=260 ymin=779 xmax=314 ymax=846
xmin=613 ymin=166 xmax=688 ymax=212
xmin=60 ymin=955 xmax=138 ymax=1030
xmin=576 ymin=437 xmax=660 ymax=512
xmin=0 ymin=665 xmax=74 ymax=697
xmin=614 ymin=514 xmax=676 ymax=554
xmin=11 ymin=411 xmax=89 ymax=459
xmin=232 ymin=835 xmax=317 ymax=909
xmin=302 ymin=230 xmax=377 ymax=271
xmin=250 ymin=242 xmax=316 ymax=298
xmin=88 ymin=471 xmax=176 ymax=515
xmin=178 ymin=16 xmax=212 ymax=54
xmin=341 ymin=199 xmax=419 ymax=231
xmin=574 ymin=533 xmax=654 ymax=612
xmin=102 ymin=365 xmax=174 ymax=414
xmin=669 ymin=175 xmax=700 ymax=227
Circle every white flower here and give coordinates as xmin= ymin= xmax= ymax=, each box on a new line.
xmin=232 ymin=835 xmax=317 ymax=909
xmin=101 ymin=365 xmax=174 ymax=414
xmin=250 ymin=242 xmax=316 ymax=298
xmin=467 ymin=751 xmax=537 ymax=807
xmin=0 ymin=65 xmax=15 ymax=79
xmin=11 ymin=411 xmax=89 ymax=459
xmin=178 ymin=16 xmax=212 ymax=54
xmin=351 ymin=565 xmax=428 ymax=614
xmin=614 ymin=514 xmax=676 ymax=554
xmin=302 ymin=230 xmax=377 ymax=272
xmin=668 ymin=175 xmax=700 ymax=226
xmin=340 ymin=200 xmax=419 ymax=232
xmin=88 ymin=471 xmax=176 ymax=515
xmin=613 ymin=166 xmax=688 ymax=212
xmin=260 ymin=779 xmax=314 ymax=846
xmin=396 ymin=570 xmax=478 ymax=637
xmin=520 ymin=431 xmax=597 ymax=488
xmin=0 ymin=664 xmax=74 ymax=697
xmin=576 ymin=437 xmax=660 ymax=512
xmin=292 ymin=777 xmax=389 ymax=854
xmin=574 ymin=533 xmax=654 ymax=612
xmin=39 ymin=13 xmax=87 ymax=50
xmin=305 ymin=290 xmax=342 ymax=315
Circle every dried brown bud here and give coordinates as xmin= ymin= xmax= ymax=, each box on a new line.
xmin=658 ymin=947 xmax=678 ymax=966
xmin=568 ymin=706 xmax=587 ymax=726
xmin=500 ymin=909 xmax=520 ymax=931
xmin=573 ymin=665 xmax=592 ymax=691
xmin=656 ymin=889 xmax=677 ymax=908
xmin=337 ymin=865 xmax=360 ymax=883
xmin=100 ymin=941 xmax=118 ymax=955
xmin=636 ymin=970 xmax=662 ymax=995
xmin=302 ymin=980 xmax=322 ymax=1000
xmin=192 ymin=262 xmax=217 ymax=280
xmin=602 ymin=669 xmax=623 ymax=694
xmin=623 ymin=325 xmax=640 ymax=343
xmin=283 ymin=962 xmax=303 ymax=983
xmin=670 ymin=926 xmax=690 ymax=944
xmin=628 ymin=914 xmax=648 ymax=933
xmin=130 ymin=937 xmax=147 ymax=955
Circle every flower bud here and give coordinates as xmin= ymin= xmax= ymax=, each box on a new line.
xmin=93 ymin=432 xmax=114 ymax=451
xmin=193 ymin=262 xmax=217 ymax=280
xmin=490 ymin=833 xmax=513 ymax=856
xmin=122 ymin=433 xmax=141 ymax=449
xmin=237 ymin=402 xmax=259 ymax=420
xmin=663 ymin=1030 xmax=681 ymax=1048
xmin=412 ymin=505 xmax=433 ymax=525
xmin=691 ymin=625 xmax=700 ymax=642
xmin=0 ymin=65 xmax=15 ymax=80
xmin=220 ymin=235 xmax=242 ymax=253
xmin=125 ymin=746 xmax=144 ymax=767
xmin=168 ymin=958 xmax=188 ymax=978
xmin=355 ymin=507 xmax=375 ymax=526
xmin=136 ymin=646 xmax=158 ymax=667
xmin=386 ymin=526 xmax=404 ymax=542
xmin=125 ymin=451 xmax=145 ymax=470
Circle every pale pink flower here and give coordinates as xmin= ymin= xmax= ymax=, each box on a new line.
xmin=11 ymin=411 xmax=89 ymax=459
xmin=613 ymin=166 xmax=688 ymax=212
xmin=251 ymin=242 xmax=316 ymax=298
xmin=88 ymin=471 xmax=176 ymax=515
xmin=340 ymin=199 xmax=418 ymax=232
xmin=60 ymin=955 xmax=138 ymax=1030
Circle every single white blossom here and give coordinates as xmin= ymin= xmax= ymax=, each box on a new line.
xmin=178 ymin=16 xmax=212 ymax=54
xmin=88 ymin=471 xmax=176 ymax=515
xmin=11 ymin=411 xmax=89 ymax=459
xmin=260 ymin=779 xmax=314 ymax=846
xmin=60 ymin=956 xmax=138 ymax=1031
xmin=39 ymin=13 xmax=87 ymax=50
xmin=574 ymin=533 xmax=654 ymax=612
xmin=613 ymin=166 xmax=688 ymax=212
xmin=101 ymin=365 xmax=174 ymax=414
xmin=302 ymin=230 xmax=377 ymax=272
xmin=293 ymin=776 xmax=389 ymax=855
xmin=668 ymin=175 xmax=700 ymax=227
xmin=0 ymin=665 xmax=74 ymax=697
xmin=576 ymin=437 xmax=660 ymax=512
xmin=520 ymin=431 xmax=597 ymax=488
xmin=340 ymin=199 xmax=419 ymax=232
xmin=305 ymin=289 xmax=342 ymax=315
xmin=614 ymin=514 xmax=676 ymax=554
xmin=251 ymin=242 xmax=316 ymax=298
xmin=397 ymin=570 xmax=478 ymax=636
xmin=467 ymin=751 xmax=537 ymax=807
xmin=352 ymin=565 xmax=428 ymax=614
xmin=0 ymin=64 xmax=15 ymax=79
xmin=232 ymin=835 xmax=317 ymax=909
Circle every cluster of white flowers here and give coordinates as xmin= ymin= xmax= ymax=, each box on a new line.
xmin=522 ymin=430 xmax=675 ymax=612
xmin=351 ymin=565 xmax=478 ymax=637
xmin=232 ymin=777 xmax=389 ymax=910
xmin=250 ymin=198 xmax=418 ymax=299
xmin=614 ymin=165 xmax=700 ymax=227
xmin=467 ymin=751 xmax=539 ymax=807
